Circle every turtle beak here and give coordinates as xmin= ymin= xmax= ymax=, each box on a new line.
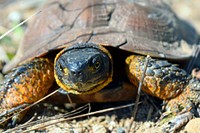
xmin=68 ymin=63 xmax=87 ymax=84
xmin=75 ymin=82 xmax=84 ymax=89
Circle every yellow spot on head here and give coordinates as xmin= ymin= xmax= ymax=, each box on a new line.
xmin=64 ymin=68 xmax=69 ymax=76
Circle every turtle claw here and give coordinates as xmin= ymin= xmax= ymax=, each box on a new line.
xmin=0 ymin=104 xmax=29 ymax=127
xmin=161 ymin=112 xmax=193 ymax=132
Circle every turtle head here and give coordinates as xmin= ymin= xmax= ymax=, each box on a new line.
xmin=54 ymin=43 xmax=113 ymax=94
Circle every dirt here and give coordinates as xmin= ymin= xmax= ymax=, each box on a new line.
xmin=3 ymin=97 xmax=163 ymax=133
xmin=0 ymin=0 xmax=200 ymax=133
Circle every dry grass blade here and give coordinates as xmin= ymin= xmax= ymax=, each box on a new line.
xmin=4 ymin=104 xmax=90 ymax=133
xmin=128 ymin=55 xmax=150 ymax=132
xmin=4 ymin=103 xmax=136 ymax=133
xmin=133 ymin=55 xmax=150 ymax=119
xmin=0 ymin=89 xmax=59 ymax=125
xmin=186 ymin=46 xmax=200 ymax=73
xmin=0 ymin=11 xmax=41 ymax=40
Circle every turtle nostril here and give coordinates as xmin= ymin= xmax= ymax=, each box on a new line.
xmin=71 ymin=71 xmax=76 ymax=75
xmin=71 ymin=70 xmax=82 ymax=76
xmin=70 ymin=70 xmax=84 ymax=82
xmin=77 ymin=71 xmax=81 ymax=75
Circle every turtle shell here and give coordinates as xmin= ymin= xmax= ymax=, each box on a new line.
xmin=4 ymin=0 xmax=199 ymax=72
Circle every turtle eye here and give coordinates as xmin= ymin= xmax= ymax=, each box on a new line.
xmin=57 ymin=60 xmax=65 ymax=72
xmin=94 ymin=61 xmax=100 ymax=69
xmin=91 ymin=56 xmax=102 ymax=70
xmin=57 ymin=61 xmax=69 ymax=76
xmin=58 ymin=63 xmax=64 ymax=71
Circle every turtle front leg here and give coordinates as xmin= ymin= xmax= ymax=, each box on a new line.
xmin=0 ymin=58 xmax=54 ymax=127
xmin=125 ymin=55 xmax=200 ymax=131
xmin=161 ymin=78 xmax=200 ymax=132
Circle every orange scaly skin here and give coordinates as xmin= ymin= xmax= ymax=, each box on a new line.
xmin=126 ymin=55 xmax=189 ymax=100
xmin=0 ymin=58 xmax=54 ymax=114
xmin=126 ymin=55 xmax=200 ymax=131
xmin=165 ymin=79 xmax=200 ymax=114
xmin=125 ymin=55 xmax=199 ymax=114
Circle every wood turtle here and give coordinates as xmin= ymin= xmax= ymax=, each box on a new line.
xmin=1 ymin=0 xmax=200 ymax=132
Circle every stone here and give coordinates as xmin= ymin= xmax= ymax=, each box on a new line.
xmin=184 ymin=118 xmax=200 ymax=133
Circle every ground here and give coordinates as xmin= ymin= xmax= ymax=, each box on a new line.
xmin=0 ymin=0 xmax=200 ymax=133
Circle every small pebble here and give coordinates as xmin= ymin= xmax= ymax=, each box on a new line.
xmin=117 ymin=127 xmax=126 ymax=133
xmin=184 ymin=118 xmax=200 ymax=133
xmin=92 ymin=124 xmax=107 ymax=133
xmin=144 ymin=122 xmax=152 ymax=128
xmin=192 ymin=68 xmax=200 ymax=79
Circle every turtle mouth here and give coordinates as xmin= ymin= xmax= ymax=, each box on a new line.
xmin=54 ymin=42 xmax=113 ymax=94
xmin=73 ymin=79 xmax=110 ymax=94
xmin=62 ymin=79 xmax=108 ymax=93
xmin=61 ymin=76 xmax=109 ymax=93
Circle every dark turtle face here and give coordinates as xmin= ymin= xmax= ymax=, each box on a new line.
xmin=54 ymin=43 xmax=113 ymax=94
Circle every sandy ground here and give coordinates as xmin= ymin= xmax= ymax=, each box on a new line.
xmin=0 ymin=0 xmax=200 ymax=133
